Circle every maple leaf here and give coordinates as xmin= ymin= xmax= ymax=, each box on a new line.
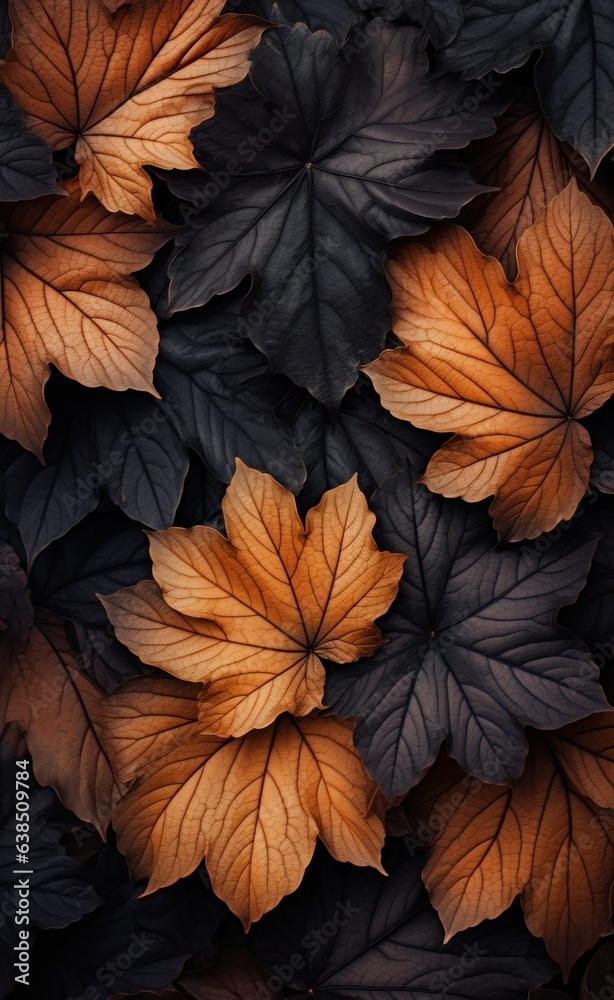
xmin=101 ymin=461 xmax=404 ymax=738
xmin=366 ymin=182 xmax=614 ymax=541
xmin=0 ymin=543 xmax=124 ymax=834
xmin=325 ymin=464 xmax=608 ymax=797
xmin=0 ymin=0 xmax=265 ymax=220
xmin=168 ymin=20 xmax=503 ymax=404
xmin=254 ymin=850 xmax=556 ymax=998
xmin=459 ymin=96 xmax=614 ymax=278
xmin=406 ymin=712 xmax=614 ymax=975
xmin=0 ymin=183 xmax=175 ymax=456
xmin=98 ymin=676 xmax=385 ymax=926
xmin=416 ymin=0 xmax=614 ymax=173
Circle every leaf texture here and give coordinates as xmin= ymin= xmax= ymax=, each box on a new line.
xmin=102 ymin=461 xmax=404 ymax=737
xmin=0 ymin=185 xmax=174 ymax=455
xmin=366 ymin=181 xmax=614 ymax=541
xmin=407 ymin=713 xmax=614 ymax=974
xmin=0 ymin=0 xmax=265 ymax=218
xmin=100 ymin=675 xmax=385 ymax=926
xmin=325 ymin=464 xmax=607 ymax=797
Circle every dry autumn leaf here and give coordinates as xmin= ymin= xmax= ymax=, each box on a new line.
xmin=460 ymin=98 xmax=614 ymax=279
xmin=97 ymin=676 xmax=385 ymax=927
xmin=0 ymin=0 xmax=265 ymax=219
xmin=0 ymin=183 xmax=175 ymax=455
xmin=366 ymin=181 xmax=614 ymax=541
xmin=101 ymin=460 xmax=404 ymax=738
xmin=406 ymin=713 xmax=614 ymax=976
xmin=0 ymin=544 xmax=123 ymax=834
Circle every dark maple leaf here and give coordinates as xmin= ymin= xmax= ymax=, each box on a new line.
xmin=325 ymin=464 xmax=607 ymax=797
xmin=24 ymin=847 xmax=223 ymax=1000
xmin=168 ymin=20 xmax=503 ymax=404
xmin=416 ymin=0 xmax=614 ymax=173
xmin=255 ymin=850 xmax=556 ymax=997
xmin=0 ymin=726 xmax=101 ymax=940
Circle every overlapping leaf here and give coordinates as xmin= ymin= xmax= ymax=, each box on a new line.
xmin=255 ymin=850 xmax=556 ymax=997
xmin=459 ymin=96 xmax=614 ymax=277
xmin=153 ymin=294 xmax=305 ymax=492
xmin=416 ymin=0 xmax=614 ymax=173
xmin=29 ymin=510 xmax=151 ymax=628
xmin=0 ymin=726 xmax=101 ymax=938
xmin=325 ymin=465 xmax=607 ymax=797
xmin=0 ymin=184 xmax=174 ymax=455
xmin=0 ymin=0 xmax=265 ymax=219
xmin=367 ymin=182 xmax=614 ymax=541
xmin=0 ymin=546 xmax=124 ymax=833
xmin=24 ymin=848 xmax=222 ymax=1000
xmin=102 ymin=461 xmax=404 ymax=737
xmin=405 ymin=713 xmax=614 ymax=974
xmin=3 ymin=382 xmax=188 ymax=564
xmin=168 ymin=20 xmax=503 ymax=403
xmin=97 ymin=676 xmax=385 ymax=926
xmin=282 ymin=381 xmax=441 ymax=513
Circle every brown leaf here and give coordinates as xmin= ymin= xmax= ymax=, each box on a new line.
xmin=103 ymin=677 xmax=384 ymax=926
xmin=0 ymin=0 xmax=265 ymax=219
xmin=101 ymin=461 xmax=404 ymax=738
xmin=0 ymin=184 xmax=174 ymax=454
xmin=460 ymin=98 xmax=614 ymax=279
xmin=413 ymin=713 xmax=614 ymax=975
xmin=0 ymin=607 xmax=124 ymax=835
xmin=366 ymin=181 xmax=614 ymax=541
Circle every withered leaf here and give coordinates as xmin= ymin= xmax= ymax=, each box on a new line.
xmin=0 ymin=0 xmax=265 ymax=219
xmin=408 ymin=713 xmax=614 ymax=975
xmin=101 ymin=461 xmax=404 ymax=738
xmin=0 ymin=184 xmax=174 ymax=455
xmin=100 ymin=676 xmax=385 ymax=926
xmin=366 ymin=182 xmax=614 ymax=541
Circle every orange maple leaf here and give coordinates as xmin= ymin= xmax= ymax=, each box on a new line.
xmin=0 ymin=0 xmax=265 ymax=219
xmin=96 ymin=675 xmax=385 ymax=927
xmin=101 ymin=461 xmax=405 ymax=737
xmin=366 ymin=182 xmax=614 ymax=541
xmin=405 ymin=713 xmax=614 ymax=976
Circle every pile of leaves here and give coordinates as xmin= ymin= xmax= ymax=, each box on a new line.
xmin=0 ymin=0 xmax=613 ymax=995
